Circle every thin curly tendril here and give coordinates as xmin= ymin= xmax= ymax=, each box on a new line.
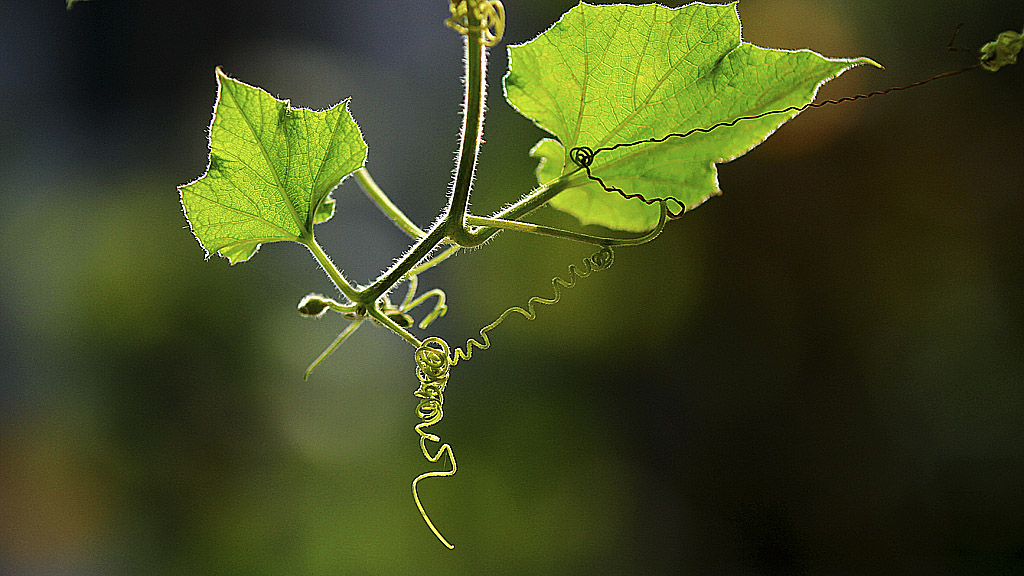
xmin=569 ymin=65 xmax=980 ymax=215
xmin=446 ymin=0 xmax=505 ymax=47
xmin=412 ymin=337 xmax=457 ymax=549
xmin=409 ymin=246 xmax=615 ymax=548
xmin=449 ymin=245 xmax=615 ymax=366
xmin=400 ymin=275 xmax=449 ymax=329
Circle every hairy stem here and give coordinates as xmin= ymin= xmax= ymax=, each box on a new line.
xmin=359 ymin=176 xmax=577 ymax=303
xmin=445 ymin=8 xmax=487 ymax=246
xmin=355 ymin=168 xmax=426 ymax=239
xmin=360 ymin=224 xmax=449 ymax=302
xmin=358 ymin=9 xmax=490 ymax=302
xmin=305 ymin=237 xmax=361 ymax=303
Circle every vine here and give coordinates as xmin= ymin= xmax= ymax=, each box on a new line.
xmin=407 ymin=215 xmax=671 ymax=546
xmin=406 ymin=246 xmax=616 ymax=548
xmin=169 ymin=0 xmax=1022 ymax=550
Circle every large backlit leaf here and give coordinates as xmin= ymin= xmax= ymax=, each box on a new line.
xmin=179 ymin=69 xmax=367 ymax=263
xmin=505 ymin=2 xmax=877 ymax=231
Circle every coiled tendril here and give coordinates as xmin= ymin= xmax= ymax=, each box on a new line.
xmin=569 ymin=145 xmax=595 ymax=168
xmin=446 ymin=0 xmax=505 ymax=47
xmin=412 ymin=337 xmax=457 ymax=549
xmin=449 ymin=245 xmax=614 ymax=366
xmin=409 ymin=246 xmax=614 ymax=548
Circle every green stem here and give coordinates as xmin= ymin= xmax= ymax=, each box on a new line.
xmin=460 ymin=177 xmax=573 ymax=245
xmin=304 ymin=318 xmax=364 ymax=380
xmin=465 ymin=215 xmax=599 ymax=243
xmin=326 ymin=301 xmax=359 ymax=314
xmin=360 ymin=224 xmax=450 ymax=302
xmin=466 ymin=202 xmax=667 ymax=246
xmin=355 ymin=168 xmax=426 ymax=239
xmin=369 ymin=304 xmax=422 ymax=347
xmin=360 ymin=176 xmax=577 ymax=303
xmin=358 ymin=10 xmax=490 ymax=302
xmin=445 ymin=9 xmax=487 ymax=246
xmin=407 ymin=245 xmax=460 ymax=277
xmin=304 ymin=237 xmax=361 ymax=303
xmin=493 ymin=173 xmax=587 ymax=220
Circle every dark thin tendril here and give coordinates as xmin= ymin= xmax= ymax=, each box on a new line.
xmin=570 ymin=65 xmax=980 ymax=216
xmin=946 ymin=23 xmax=977 ymax=57
xmin=569 ymin=146 xmax=595 ymax=168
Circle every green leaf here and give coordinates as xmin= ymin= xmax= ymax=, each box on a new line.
xmin=505 ymin=2 xmax=878 ymax=232
xmin=980 ymin=28 xmax=1023 ymax=71
xmin=179 ymin=69 xmax=367 ymax=263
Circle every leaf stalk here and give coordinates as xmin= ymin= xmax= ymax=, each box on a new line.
xmin=355 ymin=168 xmax=426 ymax=239
xmin=304 ymin=237 xmax=361 ymax=303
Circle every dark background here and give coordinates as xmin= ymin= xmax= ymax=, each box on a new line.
xmin=1 ymin=0 xmax=1022 ymax=574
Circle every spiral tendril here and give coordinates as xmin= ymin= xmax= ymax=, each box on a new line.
xmin=450 ymin=246 xmax=614 ymax=366
xmin=400 ymin=275 xmax=449 ymax=330
xmin=412 ymin=337 xmax=457 ymax=549
xmin=409 ymin=247 xmax=614 ymax=547
xmin=446 ymin=0 xmax=505 ymax=47
xmin=569 ymin=146 xmax=595 ymax=168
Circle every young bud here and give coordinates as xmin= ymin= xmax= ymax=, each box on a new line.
xmin=297 ymin=293 xmax=330 ymax=317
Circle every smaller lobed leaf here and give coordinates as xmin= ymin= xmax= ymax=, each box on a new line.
xmin=179 ymin=69 xmax=367 ymax=263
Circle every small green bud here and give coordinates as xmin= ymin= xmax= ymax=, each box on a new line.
xmin=298 ymin=293 xmax=330 ymax=317
xmin=980 ymin=28 xmax=1023 ymax=72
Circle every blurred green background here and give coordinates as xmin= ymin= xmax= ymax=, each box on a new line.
xmin=1 ymin=0 xmax=1022 ymax=574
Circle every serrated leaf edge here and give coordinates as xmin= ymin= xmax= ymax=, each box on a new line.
xmin=178 ymin=67 xmax=367 ymax=264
